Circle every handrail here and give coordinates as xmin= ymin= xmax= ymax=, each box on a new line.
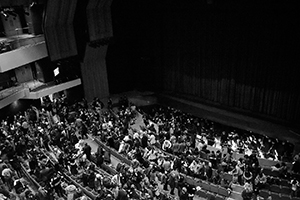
xmin=40 ymin=148 xmax=96 ymax=200
xmin=88 ymin=135 xmax=132 ymax=166
xmin=90 ymin=135 xmax=178 ymax=200
xmin=20 ymin=163 xmax=46 ymax=200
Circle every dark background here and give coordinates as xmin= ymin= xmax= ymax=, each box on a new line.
xmin=106 ymin=0 xmax=300 ymax=127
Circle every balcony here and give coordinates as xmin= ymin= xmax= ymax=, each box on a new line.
xmin=0 ymin=78 xmax=82 ymax=109
xmin=0 ymin=34 xmax=48 ymax=73
xmin=0 ymin=84 xmax=27 ymax=109
xmin=24 ymin=78 xmax=82 ymax=99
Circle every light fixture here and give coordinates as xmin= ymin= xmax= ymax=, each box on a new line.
xmin=30 ymin=1 xmax=37 ymax=8
xmin=0 ymin=11 xmax=8 ymax=18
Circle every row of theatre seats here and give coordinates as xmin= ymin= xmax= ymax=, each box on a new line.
xmin=91 ymin=129 xmax=300 ymax=200
xmin=168 ymin=144 xmax=299 ymax=199
xmin=48 ymin=146 xmax=116 ymax=199
xmin=39 ymin=148 xmax=99 ymax=199
xmin=24 ymin=146 xmax=114 ymax=200
xmin=97 ymin=132 xmax=300 ymax=200
xmin=48 ymin=141 xmax=173 ymax=200
xmin=90 ymin=135 xmax=233 ymax=199
xmin=258 ymin=190 xmax=300 ymax=200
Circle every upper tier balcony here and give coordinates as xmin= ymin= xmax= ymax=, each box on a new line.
xmin=0 ymin=78 xmax=82 ymax=109
xmin=0 ymin=34 xmax=48 ymax=73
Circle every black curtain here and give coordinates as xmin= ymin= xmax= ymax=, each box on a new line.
xmin=107 ymin=0 xmax=300 ymax=125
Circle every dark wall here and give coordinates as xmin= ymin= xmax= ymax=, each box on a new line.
xmin=107 ymin=0 xmax=300 ymax=126
xmin=106 ymin=0 xmax=163 ymax=93
xmin=0 ymin=99 xmax=41 ymax=123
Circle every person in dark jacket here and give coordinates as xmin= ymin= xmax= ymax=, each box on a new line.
xmin=168 ymin=170 xmax=179 ymax=195
xmin=50 ymin=172 xmax=64 ymax=197
xmin=96 ymin=153 xmax=104 ymax=167
xmin=113 ymin=186 xmax=129 ymax=200
xmin=82 ymin=143 xmax=92 ymax=161
xmin=179 ymin=187 xmax=189 ymax=200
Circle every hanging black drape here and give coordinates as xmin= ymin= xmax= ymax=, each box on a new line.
xmin=153 ymin=1 xmax=300 ymax=125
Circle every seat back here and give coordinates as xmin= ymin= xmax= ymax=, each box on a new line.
xmin=195 ymin=189 xmax=207 ymax=198
xmin=210 ymin=183 xmax=219 ymax=194
xmin=280 ymin=194 xmax=291 ymax=200
xmin=218 ymin=185 xmax=230 ymax=197
xmin=200 ymin=181 xmax=211 ymax=191
xmin=270 ymin=192 xmax=281 ymax=200
xmin=281 ymin=186 xmax=292 ymax=195
xmin=215 ymin=194 xmax=226 ymax=200
xmin=270 ymin=184 xmax=281 ymax=193
xmin=206 ymin=191 xmax=216 ymax=200
xmin=223 ymin=173 xmax=233 ymax=182
xmin=259 ymin=189 xmax=270 ymax=199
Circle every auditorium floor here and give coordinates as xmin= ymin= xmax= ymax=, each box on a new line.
xmin=103 ymin=90 xmax=300 ymax=154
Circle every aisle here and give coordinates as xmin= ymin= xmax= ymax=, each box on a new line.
xmin=84 ymin=137 xmax=120 ymax=169
xmin=83 ymin=106 xmax=206 ymax=200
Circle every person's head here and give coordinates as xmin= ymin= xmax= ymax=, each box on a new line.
xmin=291 ymin=179 xmax=298 ymax=185
xmin=96 ymin=174 xmax=102 ymax=180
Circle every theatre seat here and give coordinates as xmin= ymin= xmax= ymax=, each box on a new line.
xmin=280 ymin=194 xmax=292 ymax=200
xmin=200 ymin=151 xmax=208 ymax=159
xmin=263 ymin=168 xmax=281 ymax=177
xmin=270 ymin=192 xmax=282 ymax=200
xmin=218 ymin=186 xmax=230 ymax=197
xmin=281 ymin=179 xmax=291 ymax=187
xmin=195 ymin=189 xmax=207 ymax=198
xmin=209 ymin=183 xmax=219 ymax=194
xmin=215 ymin=194 xmax=226 ymax=200
xmin=223 ymin=173 xmax=233 ymax=182
xmin=281 ymin=186 xmax=292 ymax=195
xmin=206 ymin=191 xmax=216 ymax=200
xmin=270 ymin=184 xmax=281 ymax=193
xmin=200 ymin=182 xmax=211 ymax=191
xmin=259 ymin=190 xmax=270 ymax=199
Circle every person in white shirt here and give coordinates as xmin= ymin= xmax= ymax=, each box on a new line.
xmin=111 ymin=173 xmax=122 ymax=187
xmin=118 ymin=141 xmax=126 ymax=154
xmin=133 ymin=131 xmax=140 ymax=140
xmin=149 ymin=134 xmax=156 ymax=145
xmin=291 ymin=178 xmax=300 ymax=197
xmin=189 ymin=160 xmax=199 ymax=174
xmin=162 ymin=139 xmax=172 ymax=152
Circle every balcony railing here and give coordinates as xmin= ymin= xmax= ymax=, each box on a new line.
xmin=0 ymin=78 xmax=81 ymax=109
xmin=0 ymin=33 xmax=45 ymax=54
xmin=0 ymin=84 xmax=25 ymax=100
xmin=0 ymin=34 xmax=48 ymax=73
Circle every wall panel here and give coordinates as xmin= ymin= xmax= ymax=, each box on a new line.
xmin=86 ymin=0 xmax=113 ymax=42
xmin=43 ymin=0 xmax=78 ymax=61
xmin=80 ymin=45 xmax=109 ymax=102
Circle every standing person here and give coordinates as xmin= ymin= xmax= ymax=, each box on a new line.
xmin=107 ymin=98 xmax=113 ymax=110
xmin=291 ymin=178 xmax=300 ymax=197
xmin=168 ymin=169 xmax=179 ymax=195
xmin=1 ymin=166 xmax=14 ymax=191
xmin=50 ymin=172 xmax=64 ymax=197
xmin=111 ymin=173 xmax=122 ymax=187
xmin=82 ymin=143 xmax=92 ymax=161
xmin=161 ymin=171 xmax=169 ymax=191
xmin=241 ymin=182 xmax=254 ymax=200
xmin=179 ymin=187 xmax=189 ymax=200
xmin=113 ymin=186 xmax=129 ymax=200
xmin=254 ymin=170 xmax=267 ymax=194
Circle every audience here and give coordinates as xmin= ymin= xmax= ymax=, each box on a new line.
xmin=1 ymin=94 xmax=300 ymax=200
